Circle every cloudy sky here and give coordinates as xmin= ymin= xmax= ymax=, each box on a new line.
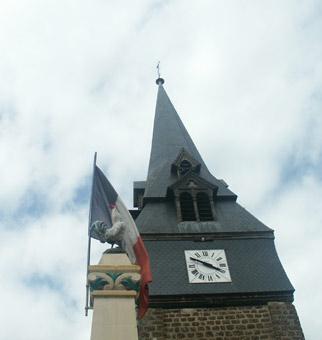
xmin=1 ymin=1 xmax=322 ymax=339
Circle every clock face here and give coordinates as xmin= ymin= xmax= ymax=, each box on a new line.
xmin=185 ymin=249 xmax=231 ymax=283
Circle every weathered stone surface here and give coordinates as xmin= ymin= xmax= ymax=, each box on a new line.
xmin=138 ymin=303 xmax=304 ymax=339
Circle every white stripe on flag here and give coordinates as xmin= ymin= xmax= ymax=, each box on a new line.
xmin=115 ymin=196 xmax=139 ymax=264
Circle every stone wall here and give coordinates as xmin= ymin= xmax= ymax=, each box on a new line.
xmin=138 ymin=302 xmax=304 ymax=340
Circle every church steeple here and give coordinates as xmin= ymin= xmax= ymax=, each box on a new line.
xmin=133 ymin=78 xmax=303 ymax=340
xmin=144 ymin=79 xmax=235 ymax=200
xmin=134 ymin=80 xmax=273 ymax=234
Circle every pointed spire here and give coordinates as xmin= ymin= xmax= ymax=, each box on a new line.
xmin=144 ymin=82 xmax=236 ymax=199
xmin=148 ymin=84 xmax=205 ymax=174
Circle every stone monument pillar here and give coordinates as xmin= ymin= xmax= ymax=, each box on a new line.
xmin=88 ymin=248 xmax=141 ymax=340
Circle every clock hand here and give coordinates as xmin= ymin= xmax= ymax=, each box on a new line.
xmin=189 ymin=257 xmax=213 ymax=268
xmin=189 ymin=257 xmax=225 ymax=273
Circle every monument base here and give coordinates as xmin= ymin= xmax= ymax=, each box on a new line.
xmin=89 ymin=250 xmax=140 ymax=340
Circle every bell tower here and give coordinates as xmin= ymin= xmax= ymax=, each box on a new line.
xmin=134 ymin=78 xmax=304 ymax=339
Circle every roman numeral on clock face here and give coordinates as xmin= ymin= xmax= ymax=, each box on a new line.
xmin=192 ymin=269 xmax=199 ymax=276
xmin=198 ymin=274 xmax=205 ymax=280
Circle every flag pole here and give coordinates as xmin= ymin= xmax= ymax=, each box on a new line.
xmin=85 ymin=152 xmax=97 ymax=316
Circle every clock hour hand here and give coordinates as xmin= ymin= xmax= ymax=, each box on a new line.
xmin=189 ymin=257 xmax=225 ymax=273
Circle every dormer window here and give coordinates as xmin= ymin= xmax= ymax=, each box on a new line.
xmin=180 ymin=192 xmax=196 ymax=221
xmin=196 ymin=192 xmax=213 ymax=221
xmin=177 ymin=190 xmax=215 ymax=222
xmin=171 ymin=148 xmax=201 ymax=177
xmin=169 ymin=172 xmax=218 ymax=222
xmin=178 ymin=160 xmax=192 ymax=176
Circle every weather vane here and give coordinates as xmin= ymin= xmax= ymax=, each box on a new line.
xmin=155 ymin=61 xmax=164 ymax=85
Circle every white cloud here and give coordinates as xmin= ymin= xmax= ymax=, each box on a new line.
xmin=1 ymin=0 xmax=322 ymax=338
xmin=261 ymin=175 xmax=322 ymax=339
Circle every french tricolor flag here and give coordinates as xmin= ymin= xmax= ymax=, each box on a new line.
xmin=89 ymin=164 xmax=152 ymax=319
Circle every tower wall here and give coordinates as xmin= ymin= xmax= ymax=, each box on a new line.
xmin=138 ymin=302 xmax=304 ymax=340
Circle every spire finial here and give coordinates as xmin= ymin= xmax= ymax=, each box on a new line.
xmin=156 ymin=61 xmax=165 ymax=85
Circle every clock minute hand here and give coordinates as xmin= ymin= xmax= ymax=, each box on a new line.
xmin=189 ymin=257 xmax=224 ymax=272
xmin=189 ymin=257 xmax=213 ymax=268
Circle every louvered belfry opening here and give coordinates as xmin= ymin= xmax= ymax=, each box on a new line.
xmin=180 ymin=192 xmax=196 ymax=221
xmin=196 ymin=192 xmax=213 ymax=221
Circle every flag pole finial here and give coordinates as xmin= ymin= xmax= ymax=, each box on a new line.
xmin=156 ymin=61 xmax=164 ymax=85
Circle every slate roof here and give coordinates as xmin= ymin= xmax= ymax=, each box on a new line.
xmin=144 ymin=84 xmax=236 ymax=199
xmin=136 ymin=201 xmax=272 ymax=234
xmin=145 ymin=239 xmax=294 ymax=296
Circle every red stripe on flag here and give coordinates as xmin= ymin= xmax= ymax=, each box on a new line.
xmin=133 ymin=236 xmax=152 ymax=319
